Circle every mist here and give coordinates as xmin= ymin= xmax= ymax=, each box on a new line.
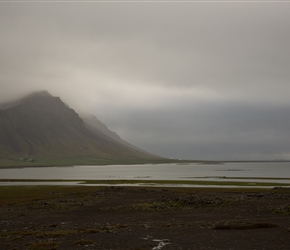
xmin=1 ymin=2 xmax=290 ymax=160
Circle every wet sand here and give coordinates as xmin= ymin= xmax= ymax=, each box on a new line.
xmin=1 ymin=186 xmax=290 ymax=249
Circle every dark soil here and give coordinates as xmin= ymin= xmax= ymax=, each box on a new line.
xmin=1 ymin=186 xmax=290 ymax=250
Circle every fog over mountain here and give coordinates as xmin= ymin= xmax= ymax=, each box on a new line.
xmin=0 ymin=91 xmax=159 ymax=162
xmin=1 ymin=1 xmax=290 ymax=160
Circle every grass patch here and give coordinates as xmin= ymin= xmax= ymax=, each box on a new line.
xmin=75 ymin=239 xmax=95 ymax=246
xmin=35 ymin=230 xmax=77 ymax=238
xmin=0 ymin=185 xmax=98 ymax=206
xmin=0 ymin=230 xmax=39 ymax=238
xmin=133 ymin=201 xmax=182 ymax=211
xmin=1 ymin=229 xmax=76 ymax=239
xmin=0 ymin=186 xmax=58 ymax=206
xmin=196 ymin=176 xmax=290 ymax=181
xmin=103 ymin=200 xmax=185 ymax=212
xmin=0 ymin=184 xmax=284 ymax=209
xmin=111 ymin=196 xmax=227 ymax=211
xmin=82 ymin=179 xmax=290 ymax=187
xmin=273 ymin=205 xmax=290 ymax=215
xmin=28 ymin=241 xmax=59 ymax=250
xmin=1 ymin=225 xmax=129 ymax=241
xmin=81 ymin=228 xmax=104 ymax=233
xmin=213 ymin=221 xmax=278 ymax=230
xmin=1 ymin=178 xmax=289 ymax=190
xmin=0 ymin=155 xmax=218 ymax=168
xmin=81 ymin=224 xmax=128 ymax=233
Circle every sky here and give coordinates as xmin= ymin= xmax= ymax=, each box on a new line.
xmin=1 ymin=1 xmax=290 ymax=160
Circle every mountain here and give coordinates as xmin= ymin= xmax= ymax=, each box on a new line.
xmin=0 ymin=91 xmax=161 ymax=166
xmin=81 ymin=114 xmax=151 ymax=154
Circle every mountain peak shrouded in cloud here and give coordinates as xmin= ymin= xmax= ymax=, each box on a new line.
xmin=1 ymin=3 xmax=290 ymax=160
xmin=0 ymin=90 xmax=52 ymax=110
xmin=0 ymin=91 xmax=161 ymax=165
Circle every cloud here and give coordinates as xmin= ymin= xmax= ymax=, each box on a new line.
xmin=1 ymin=2 xmax=290 ymax=160
xmin=102 ymin=100 xmax=290 ymax=160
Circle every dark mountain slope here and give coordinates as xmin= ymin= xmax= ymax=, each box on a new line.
xmin=82 ymin=114 xmax=158 ymax=156
xmin=0 ymin=91 xmax=160 ymax=161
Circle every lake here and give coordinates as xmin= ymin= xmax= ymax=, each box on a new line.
xmin=0 ymin=162 xmax=290 ymax=187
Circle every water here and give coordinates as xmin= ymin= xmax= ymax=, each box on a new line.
xmin=0 ymin=162 xmax=290 ymax=182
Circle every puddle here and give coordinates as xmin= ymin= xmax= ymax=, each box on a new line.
xmin=152 ymin=239 xmax=171 ymax=250
xmin=142 ymin=235 xmax=171 ymax=250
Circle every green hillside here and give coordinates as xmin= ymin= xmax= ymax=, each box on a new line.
xmin=0 ymin=91 xmax=162 ymax=167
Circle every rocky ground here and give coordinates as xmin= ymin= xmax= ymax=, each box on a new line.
xmin=1 ymin=186 xmax=290 ymax=250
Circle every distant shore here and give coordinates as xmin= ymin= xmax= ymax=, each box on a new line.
xmin=1 ymin=178 xmax=290 ymax=188
xmin=0 ymin=157 xmax=222 ymax=168
xmin=1 ymin=157 xmax=290 ymax=169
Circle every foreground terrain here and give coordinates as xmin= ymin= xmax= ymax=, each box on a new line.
xmin=1 ymin=186 xmax=290 ymax=249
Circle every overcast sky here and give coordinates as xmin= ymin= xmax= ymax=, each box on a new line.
xmin=1 ymin=1 xmax=290 ymax=160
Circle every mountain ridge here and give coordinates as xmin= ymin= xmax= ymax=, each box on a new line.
xmin=0 ymin=91 xmax=161 ymax=166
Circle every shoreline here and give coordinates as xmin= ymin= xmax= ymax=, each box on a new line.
xmin=1 ymin=159 xmax=290 ymax=169
xmin=0 ymin=178 xmax=290 ymax=189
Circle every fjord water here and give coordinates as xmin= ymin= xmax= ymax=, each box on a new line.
xmin=0 ymin=162 xmax=290 ymax=181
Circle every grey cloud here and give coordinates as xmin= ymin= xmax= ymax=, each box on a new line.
xmin=98 ymin=101 xmax=290 ymax=160
xmin=1 ymin=2 xmax=290 ymax=160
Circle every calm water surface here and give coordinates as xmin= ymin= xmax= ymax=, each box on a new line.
xmin=0 ymin=162 xmax=290 ymax=181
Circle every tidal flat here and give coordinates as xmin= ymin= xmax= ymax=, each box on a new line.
xmin=1 ymin=178 xmax=290 ymax=188
xmin=1 ymin=186 xmax=290 ymax=249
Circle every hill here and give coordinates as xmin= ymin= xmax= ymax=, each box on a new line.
xmin=0 ymin=91 xmax=162 ymax=166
